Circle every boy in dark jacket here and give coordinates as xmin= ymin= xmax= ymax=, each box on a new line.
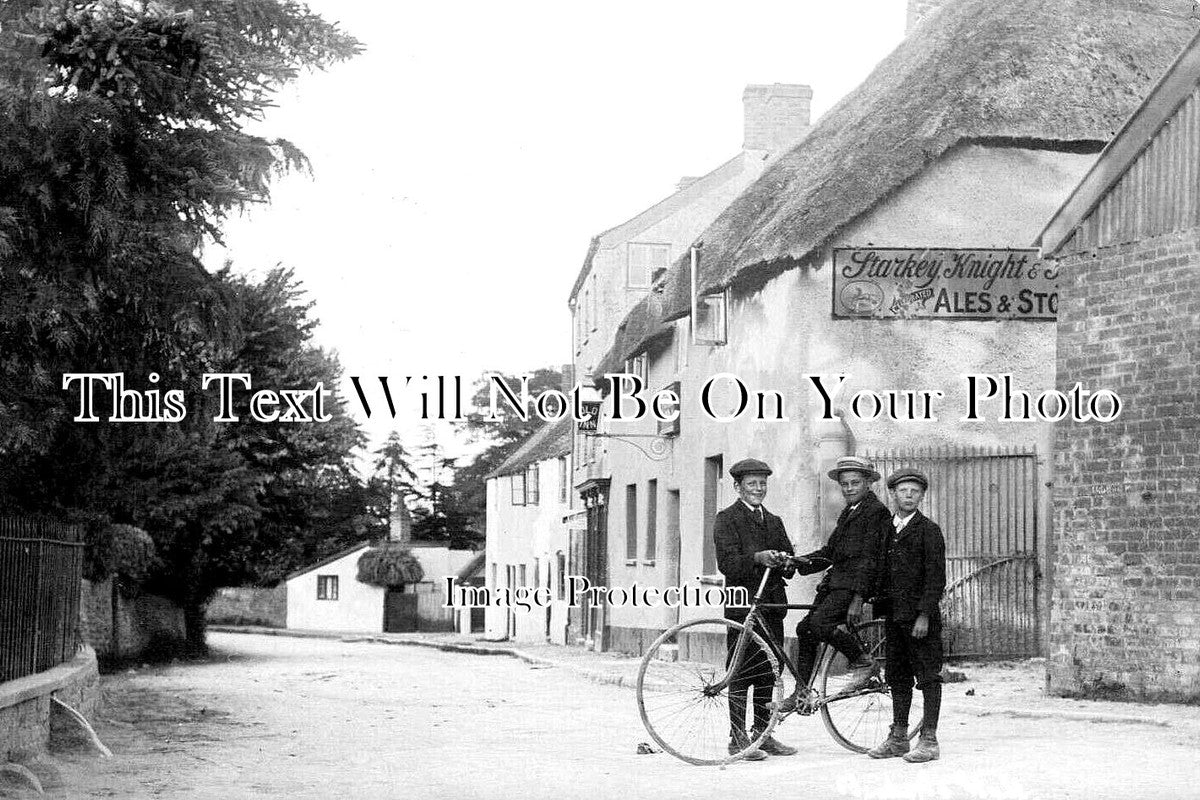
xmin=868 ymin=468 xmax=946 ymax=763
xmin=771 ymin=455 xmax=890 ymax=714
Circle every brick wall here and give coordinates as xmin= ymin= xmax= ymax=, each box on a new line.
xmin=1048 ymin=228 xmax=1200 ymax=701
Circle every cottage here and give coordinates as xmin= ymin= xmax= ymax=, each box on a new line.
xmin=484 ymin=416 xmax=573 ymax=644
xmin=286 ymin=539 xmax=478 ymax=634
xmin=581 ymin=0 xmax=1196 ymax=657
xmin=1038 ymin=28 xmax=1200 ymax=701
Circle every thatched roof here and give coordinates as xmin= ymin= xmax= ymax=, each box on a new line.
xmin=593 ymin=288 xmax=674 ymax=379
xmin=357 ymin=542 xmax=425 ymax=587
xmin=487 ymin=415 xmax=573 ymax=480
xmin=1041 ymin=27 xmax=1200 ymax=254
xmin=639 ymin=0 xmax=1198 ymax=328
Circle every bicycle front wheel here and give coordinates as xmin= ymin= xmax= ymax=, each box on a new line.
xmin=819 ymin=618 xmax=922 ymax=752
xmin=636 ymin=618 xmax=783 ymax=766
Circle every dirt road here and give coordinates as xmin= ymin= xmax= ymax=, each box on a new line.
xmin=17 ymin=632 xmax=1200 ymax=799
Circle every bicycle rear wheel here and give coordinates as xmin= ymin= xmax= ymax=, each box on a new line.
xmin=636 ymin=618 xmax=783 ymax=766
xmin=819 ymin=618 xmax=922 ymax=752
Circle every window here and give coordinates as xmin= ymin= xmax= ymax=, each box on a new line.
xmin=625 ymin=353 xmax=648 ymax=388
xmin=526 ymin=464 xmax=540 ymax=505
xmin=674 ymin=319 xmax=689 ymax=371
xmin=625 ymin=483 xmax=638 ymax=561
xmin=518 ymin=564 xmax=527 ymax=588
xmin=511 ymin=472 xmax=526 ymax=506
xmin=702 ymin=455 xmax=723 ymax=575
xmin=316 ymin=575 xmax=339 ymax=600
xmin=558 ymin=457 xmax=568 ymax=503
xmin=693 ymin=290 xmax=729 ymax=345
xmin=658 ymin=381 xmax=681 ymax=437
xmin=628 ymin=243 xmax=670 ymax=288
xmin=644 ymin=479 xmax=658 ymax=562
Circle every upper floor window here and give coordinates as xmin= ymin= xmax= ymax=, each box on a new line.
xmin=624 ymin=353 xmax=648 ymax=388
xmin=628 ymin=243 xmax=670 ymax=289
xmin=693 ymin=289 xmax=729 ymax=345
xmin=526 ymin=463 xmax=540 ymax=505
xmin=558 ymin=457 xmax=568 ymax=503
xmin=511 ymin=472 xmax=526 ymax=506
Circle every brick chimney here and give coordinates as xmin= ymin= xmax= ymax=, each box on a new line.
xmin=742 ymin=83 xmax=812 ymax=154
xmin=906 ymin=0 xmax=947 ymax=34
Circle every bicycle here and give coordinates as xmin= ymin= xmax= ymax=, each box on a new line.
xmin=635 ymin=555 xmax=922 ymax=765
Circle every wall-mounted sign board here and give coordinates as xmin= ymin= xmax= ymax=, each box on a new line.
xmin=832 ymin=248 xmax=1058 ymax=320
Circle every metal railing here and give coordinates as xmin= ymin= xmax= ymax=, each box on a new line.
xmin=0 ymin=516 xmax=85 ymax=682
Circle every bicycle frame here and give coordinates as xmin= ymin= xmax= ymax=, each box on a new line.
xmin=717 ymin=565 xmax=872 ymax=708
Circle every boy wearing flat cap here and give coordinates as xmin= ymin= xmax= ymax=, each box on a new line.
xmin=868 ymin=468 xmax=946 ymax=763
xmin=713 ymin=458 xmax=798 ymax=760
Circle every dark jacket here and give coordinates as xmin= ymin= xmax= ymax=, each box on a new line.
xmin=796 ymin=490 xmax=889 ymax=597
xmin=713 ymin=500 xmax=794 ymax=615
xmin=880 ymin=509 xmax=946 ymax=622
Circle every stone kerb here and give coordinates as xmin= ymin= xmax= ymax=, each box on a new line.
xmin=0 ymin=646 xmax=100 ymax=762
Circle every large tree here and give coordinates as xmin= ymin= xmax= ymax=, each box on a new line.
xmin=0 ymin=0 xmax=362 ymax=649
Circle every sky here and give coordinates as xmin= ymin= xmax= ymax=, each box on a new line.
xmin=205 ymin=0 xmax=908 ymax=461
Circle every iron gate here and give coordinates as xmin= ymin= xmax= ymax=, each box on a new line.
xmin=864 ymin=446 xmax=1041 ymax=659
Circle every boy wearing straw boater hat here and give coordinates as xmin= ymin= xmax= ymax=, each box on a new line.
xmin=867 ymin=467 xmax=946 ymax=763
xmin=771 ymin=455 xmax=890 ymax=713
xmin=713 ymin=458 xmax=798 ymax=760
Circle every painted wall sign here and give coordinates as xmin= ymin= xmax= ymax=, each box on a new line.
xmin=832 ymin=248 xmax=1058 ymax=320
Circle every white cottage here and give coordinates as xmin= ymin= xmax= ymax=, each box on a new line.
xmin=484 ymin=416 xmax=573 ymax=644
xmin=285 ymin=542 xmax=382 ymax=633
xmin=286 ymin=539 xmax=479 ymax=634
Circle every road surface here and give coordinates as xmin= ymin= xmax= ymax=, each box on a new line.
xmin=24 ymin=632 xmax=1200 ymax=799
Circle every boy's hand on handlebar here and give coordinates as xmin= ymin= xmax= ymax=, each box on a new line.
xmin=753 ymin=550 xmax=790 ymax=568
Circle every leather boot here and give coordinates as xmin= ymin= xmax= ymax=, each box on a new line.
xmin=751 ymin=729 xmax=798 ymax=756
xmin=841 ymin=655 xmax=879 ymax=693
xmin=728 ymin=730 xmax=767 ymax=761
xmin=903 ymin=731 xmax=939 ymax=763
xmin=866 ymin=724 xmax=910 ymax=759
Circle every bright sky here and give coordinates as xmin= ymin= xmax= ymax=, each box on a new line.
xmin=205 ymin=0 xmax=907 ymax=460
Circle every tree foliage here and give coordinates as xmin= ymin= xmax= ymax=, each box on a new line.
xmin=449 ymin=367 xmax=564 ymax=530
xmin=0 ymin=0 xmax=363 ymax=650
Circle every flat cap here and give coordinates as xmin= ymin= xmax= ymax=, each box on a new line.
xmin=826 ymin=455 xmax=880 ymax=482
xmin=887 ymin=468 xmax=929 ymax=490
xmin=729 ymin=458 xmax=772 ymax=479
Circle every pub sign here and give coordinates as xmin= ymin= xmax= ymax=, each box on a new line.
xmin=832 ymin=247 xmax=1058 ymax=320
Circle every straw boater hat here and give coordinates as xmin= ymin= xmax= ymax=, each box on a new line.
xmin=826 ymin=455 xmax=880 ymax=483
